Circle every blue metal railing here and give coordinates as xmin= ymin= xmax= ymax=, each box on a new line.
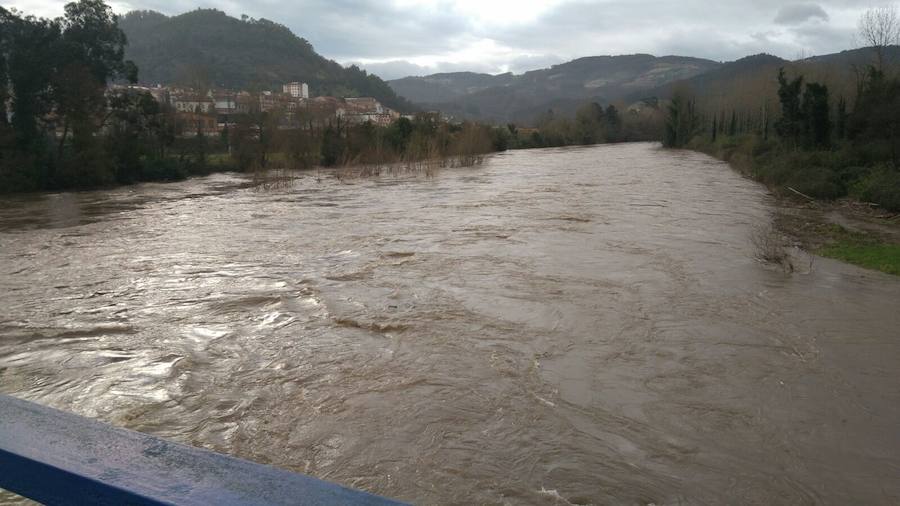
xmin=0 ymin=394 xmax=406 ymax=505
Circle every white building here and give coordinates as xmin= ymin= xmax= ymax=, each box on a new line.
xmin=282 ymin=82 xmax=309 ymax=99
xmin=344 ymin=97 xmax=383 ymax=114
xmin=170 ymin=89 xmax=215 ymax=113
xmin=214 ymin=93 xmax=237 ymax=114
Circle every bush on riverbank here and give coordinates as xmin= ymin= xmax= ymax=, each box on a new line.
xmin=854 ymin=166 xmax=900 ymax=212
xmin=674 ymin=57 xmax=900 ymax=213
xmin=689 ymin=134 xmax=900 ymax=211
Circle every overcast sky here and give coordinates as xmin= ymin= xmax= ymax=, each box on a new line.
xmin=3 ymin=0 xmax=887 ymax=79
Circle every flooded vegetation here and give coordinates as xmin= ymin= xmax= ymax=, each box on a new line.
xmin=2 ymin=143 xmax=899 ymax=505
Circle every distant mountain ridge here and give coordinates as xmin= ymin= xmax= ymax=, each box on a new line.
xmin=634 ymin=54 xmax=789 ymax=105
xmin=118 ymin=9 xmax=413 ymax=112
xmin=637 ymin=46 xmax=900 ymax=117
xmin=387 ymin=47 xmax=900 ymax=125
xmin=388 ymin=54 xmax=721 ymax=123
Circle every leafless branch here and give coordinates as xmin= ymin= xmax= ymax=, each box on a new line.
xmin=858 ymin=5 xmax=900 ymax=71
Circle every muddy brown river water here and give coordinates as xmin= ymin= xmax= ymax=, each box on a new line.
xmin=1 ymin=143 xmax=899 ymax=505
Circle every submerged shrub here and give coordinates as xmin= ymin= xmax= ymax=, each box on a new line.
xmin=751 ymin=225 xmax=794 ymax=272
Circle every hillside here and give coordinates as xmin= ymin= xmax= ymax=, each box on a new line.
xmin=118 ymin=9 xmax=413 ymax=111
xmin=644 ymin=46 xmax=900 ymax=119
xmin=388 ymin=54 xmax=720 ymax=124
xmin=389 ymin=72 xmax=516 ymax=104
xmin=636 ymin=54 xmax=789 ymax=110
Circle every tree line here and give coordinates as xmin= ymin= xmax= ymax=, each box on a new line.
xmin=0 ymin=0 xmax=504 ymax=194
xmin=508 ymin=100 xmax=664 ymax=150
xmin=661 ymin=6 xmax=900 ymax=212
xmin=1 ymin=0 xmax=144 ymax=191
xmin=226 ymin=109 xmax=503 ymax=173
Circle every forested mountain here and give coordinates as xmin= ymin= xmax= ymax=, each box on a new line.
xmin=637 ymin=54 xmax=789 ymax=113
xmin=387 ymin=54 xmax=720 ymax=124
xmin=118 ymin=9 xmax=413 ymax=111
xmin=389 ymin=72 xmax=517 ymax=104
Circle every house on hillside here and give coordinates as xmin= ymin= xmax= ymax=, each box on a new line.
xmin=304 ymin=96 xmax=342 ymax=127
xmin=176 ymin=112 xmax=218 ymax=137
xmin=108 ymin=84 xmax=169 ymax=104
xmin=344 ymin=97 xmax=383 ymax=114
xmin=146 ymin=86 xmax=169 ymax=104
xmin=258 ymin=91 xmax=308 ymax=120
xmin=337 ymin=97 xmax=397 ymax=126
xmin=235 ymin=92 xmax=257 ymax=114
xmin=170 ymin=89 xmax=215 ymax=114
xmin=282 ymin=82 xmax=310 ymax=99
xmin=214 ymin=92 xmax=237 ymax=114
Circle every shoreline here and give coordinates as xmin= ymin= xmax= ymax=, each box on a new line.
xmin=694 ymin=144 xmax=900 ymax=276
xmin=773 ymin=198 xmax=900 ymax=276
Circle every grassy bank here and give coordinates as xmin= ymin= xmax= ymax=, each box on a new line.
xmin=783 ymin=216 xmax=900 ymax=275
xmin=821 ymin=236 xmax=900 ymax=275
xmin=690 ymin=134 xmax=900 ymax=276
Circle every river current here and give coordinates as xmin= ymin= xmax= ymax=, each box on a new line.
xmin=1 ymin=143 xmax=898 ymax=505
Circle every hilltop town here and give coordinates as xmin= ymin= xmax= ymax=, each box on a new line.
xmin=119 ymin=81 xmax=406 ymax=137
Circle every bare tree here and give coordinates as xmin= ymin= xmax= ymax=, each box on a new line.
xmin=857 ymin=5 xmax=900 ymax=71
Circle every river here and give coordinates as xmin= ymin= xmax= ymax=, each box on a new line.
xmin=1 ymin=143 xmax=899 ymax=505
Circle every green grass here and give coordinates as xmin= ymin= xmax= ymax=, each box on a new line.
xmin=820 ymin=242 xmax=900 ymax=275
xmin=817 ymin=226 xmax=900 ymax=276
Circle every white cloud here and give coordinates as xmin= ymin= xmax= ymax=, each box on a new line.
xmin=1 ymin=0 xmax=876 ymax=80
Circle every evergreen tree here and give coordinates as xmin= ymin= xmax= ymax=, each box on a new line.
xmin=664 ymin=91 xmax=700 ymax=148
xmin=835 ymin=96 xmax=848 ymax=141
xmin=801 ymin=82 xmax=831 ymax=148
xmin=775 ymin=67 xmax=804 ymax=145
xmin=605 ymin=105 xmax=621 ymax=142
xmin=574 ymin=102 xmax=605 ymax=144
xmin=320 ymin=125 xmax=343 ymax=166
xmin=848 ymin=67 xmax=900 ymax=165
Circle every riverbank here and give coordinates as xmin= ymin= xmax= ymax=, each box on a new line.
xmin=774 ymin=199 xmax=900 ymax=275
xmin=688 ymin=137 xmax=900 ymax=276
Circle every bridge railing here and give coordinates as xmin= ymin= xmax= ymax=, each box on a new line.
xmin=0 ymin=394 xmax=406 ymax=505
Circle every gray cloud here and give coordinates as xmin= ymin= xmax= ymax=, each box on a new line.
xmin=775 ymin=3 xmax=830 ymax=25
xmin=3 ymin=0 xmax=873 ymax=80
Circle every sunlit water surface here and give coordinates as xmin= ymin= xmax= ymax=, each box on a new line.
xmin=1 ymin=143 xmax=899 ymax=505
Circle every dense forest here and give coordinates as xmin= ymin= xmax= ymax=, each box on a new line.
xmin=660 ymin=7 xmax=900 ymax=213
xmin=117 ymin=9 xmax=413 ymax=112
xmin=0 ymin=1 xmax=501 ymax=193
